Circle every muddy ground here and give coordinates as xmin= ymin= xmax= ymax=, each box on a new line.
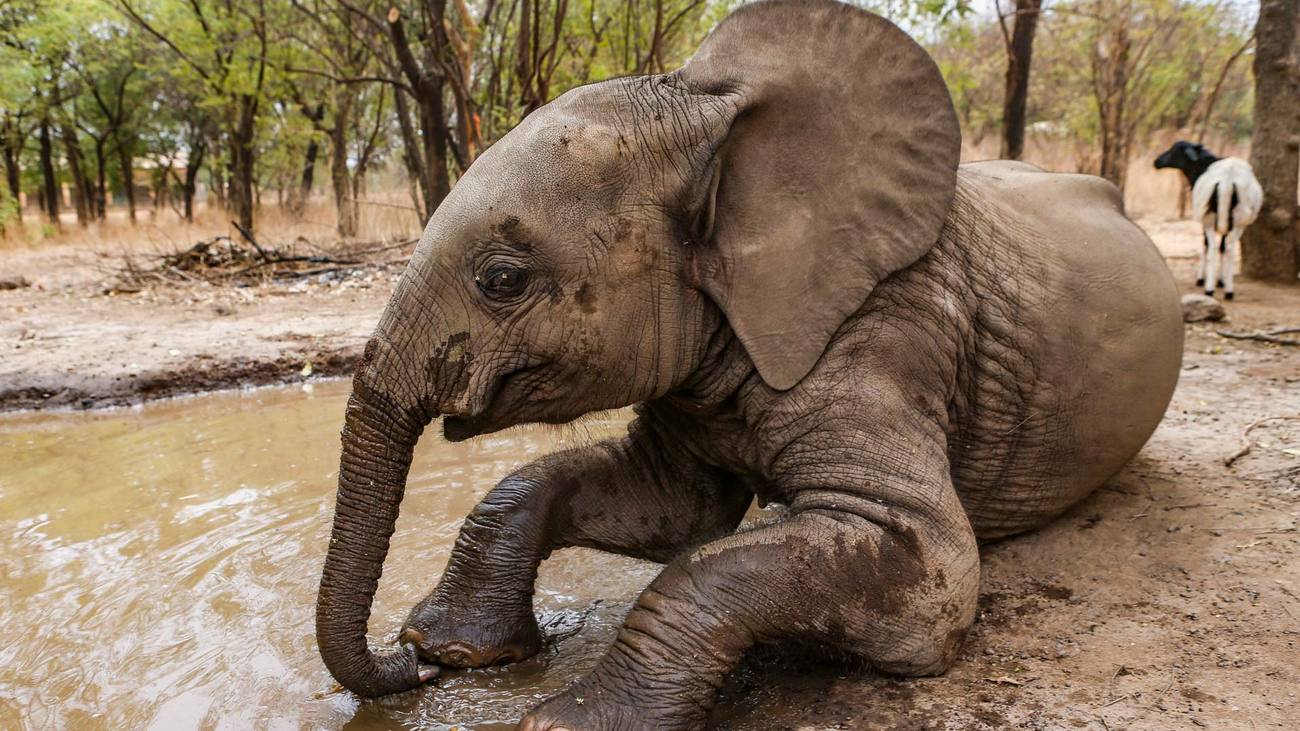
xmin=2 ymin=218 xmax=1298 ymax=729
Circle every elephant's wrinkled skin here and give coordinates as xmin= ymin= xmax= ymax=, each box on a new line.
xmin=314 ymin=1 xmax=1183 ymax=728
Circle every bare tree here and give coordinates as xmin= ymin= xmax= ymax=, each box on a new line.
xmin=1086 ymin=0 xmax=1184 ymax=190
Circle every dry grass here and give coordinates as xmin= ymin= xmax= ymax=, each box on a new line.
xmin=2 ymin=133 xmax=1250 ymax=256
xmin=961 ymin=131 xmax=1249 ymax=219
xmin=0 ymin=190 xmax=424 ymax=257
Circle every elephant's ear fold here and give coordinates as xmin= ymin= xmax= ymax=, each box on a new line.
xmin=679 ymin=0 xmax=960 ymax=390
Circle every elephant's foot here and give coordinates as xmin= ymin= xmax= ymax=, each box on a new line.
xmin=401 ymin=598 xmax=541 ymax=669
xmin=518 ymin=672 xmax=703 ymax=731
xmin=517 ymin=636 xmax=711 ymax=731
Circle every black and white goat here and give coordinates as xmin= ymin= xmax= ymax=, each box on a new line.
xmin=1154 ymin=141 xmax=1262 ymax=300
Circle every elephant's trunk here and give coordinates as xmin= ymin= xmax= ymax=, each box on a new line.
xmin=315 ymin=374 xmax=433 ymax=697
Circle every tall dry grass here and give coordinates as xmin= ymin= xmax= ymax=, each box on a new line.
xmin=0 ymin=189 xmax=424 ymax=258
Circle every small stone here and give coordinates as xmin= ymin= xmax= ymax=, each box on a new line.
xmin=1181 ymin=293 xmax=1226 ymax=323
xmin=0 ymin=275 xmax=31 ymax=290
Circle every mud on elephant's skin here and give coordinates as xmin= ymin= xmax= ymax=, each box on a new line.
xmin=313 ymin=0 xmax=1183 ymax=726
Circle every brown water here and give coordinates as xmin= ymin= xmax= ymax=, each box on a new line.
xmin=0 ymin=381 xmax=659 ymax=730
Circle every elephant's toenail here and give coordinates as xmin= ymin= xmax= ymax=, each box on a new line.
xmin=438 ymin=641 xmax=479 ymax=668
xmin=398 ymin=627 xmax=425 ymax=647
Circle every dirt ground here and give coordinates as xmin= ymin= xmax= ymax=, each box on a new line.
xmin=0 ymin=236 xmax=400 ymax=409
xmin=2 ymin=216 xmax=1298 ymax=729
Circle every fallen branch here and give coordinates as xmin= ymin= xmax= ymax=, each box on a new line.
xmin=227 ymin=254 xmax=362 ymax=278
xmin=345 ymin=238 xmax=417 ymax=257
xmin=276 ymin=257 xmax=407 ymax=280
xmin=1224 ymin=415 xmax=1300 ymax=467
xmin=1215 ymin=327 xmax=1300 ymax=346
xmin=231 ymin=220 xmax=274 ymax=263
xmin=353 ymin=199 xmax=421 ymax=212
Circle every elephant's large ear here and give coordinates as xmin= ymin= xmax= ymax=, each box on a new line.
xmin=679 ymin=0 xmax=960 ymax=390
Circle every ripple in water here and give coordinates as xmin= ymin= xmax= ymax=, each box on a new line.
xmin=0 ymin=381 xmax=657 ymax=729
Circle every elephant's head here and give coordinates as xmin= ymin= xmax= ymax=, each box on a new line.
xmin=316 ymin=0 xmax=960 ymax=697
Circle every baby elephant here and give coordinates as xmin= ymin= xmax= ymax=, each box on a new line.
xmin=1154 ymin=140 xmax=1263 ymax=299
xmin=315 ymin=1 xmax=1184 ymax=728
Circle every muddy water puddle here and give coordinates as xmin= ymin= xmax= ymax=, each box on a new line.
xmin=0 ymin=381 xmax=657 ymax=729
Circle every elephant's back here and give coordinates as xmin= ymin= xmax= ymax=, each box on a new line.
xmin=945 ymin=162 xmax=1183 ymax=539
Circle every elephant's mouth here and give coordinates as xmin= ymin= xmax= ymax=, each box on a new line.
xmin=442 ymin=360 xmax=551 ymax=442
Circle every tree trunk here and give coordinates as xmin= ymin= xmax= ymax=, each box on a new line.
xmin=2 ymin=116 xmax=24 ymax=226
xmin=330 ymin=94 xmax=357 ymax=238
xmin=387 ymin=5 xmax=452 ymax=221
xmin=209 ymin=146 xmax=227 ymax=212
xmin=60 ymin=125 xmax=92 ymax=226
xmin=417 ymin=93 xmax=451 ymax=220
xmin=183 ymin=138 xmax=205 ymax=223
xmin=393 ymin=88 xmax=431 ymax=221
xmin=117 ymin=138 xmax=137 ymax=223
xmin=153 ymin=162 xmax=171 ymax=217
xmin=1095 ymin=21 xmax=1132 ymax=189
xmin=1000 ymin=0 xmax=1043 ymax=160
xmin=293 ymin=102 xmax=325 ymax=215
xmin=37 ymin=121 xmax=60 ymax=227
xmin=516 ymin=0 xmax=536 ymax=110
xmin=297 ymin=139 xmax=320 ymax=213
xmin=2 ymin=145 xmax=20 ymax=207
xmin=229 ymin=95 xmax=258 ymax=233
xmin=92 ymin=137 xmax=108 ymax=220
xmin=1241 ymin=0 xmax=1300 ymax=282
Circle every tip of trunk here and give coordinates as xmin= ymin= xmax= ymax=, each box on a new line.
xmin=315 ymin=601 xmax=425 ymax=697
xmin=315 ymin=385 xmax=434 ymax=697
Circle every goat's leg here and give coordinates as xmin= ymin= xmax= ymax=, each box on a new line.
xmin=1197 ymin=227 xmax=1212 ymax=288
xmin=1222 ymin=229 xmax=1241 ymax=300
xmin=1203 ymin=226 xmax=1220 ymax=298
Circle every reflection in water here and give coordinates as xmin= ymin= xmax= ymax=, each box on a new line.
xmin=0 ymin=381 xmax=657 ymax=730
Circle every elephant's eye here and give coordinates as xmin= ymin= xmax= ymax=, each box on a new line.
xmin=476 ymin=263 xmax=530 ymax=299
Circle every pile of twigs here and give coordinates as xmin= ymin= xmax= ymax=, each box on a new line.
xmin=113 ymin=221 xmax=415 ymax=289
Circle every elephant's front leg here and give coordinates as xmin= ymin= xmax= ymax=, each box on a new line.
xmin=400 ymin=425 xmax=751 ymax=670
xmin=520 ymin=465 xmax=979 ymax=730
